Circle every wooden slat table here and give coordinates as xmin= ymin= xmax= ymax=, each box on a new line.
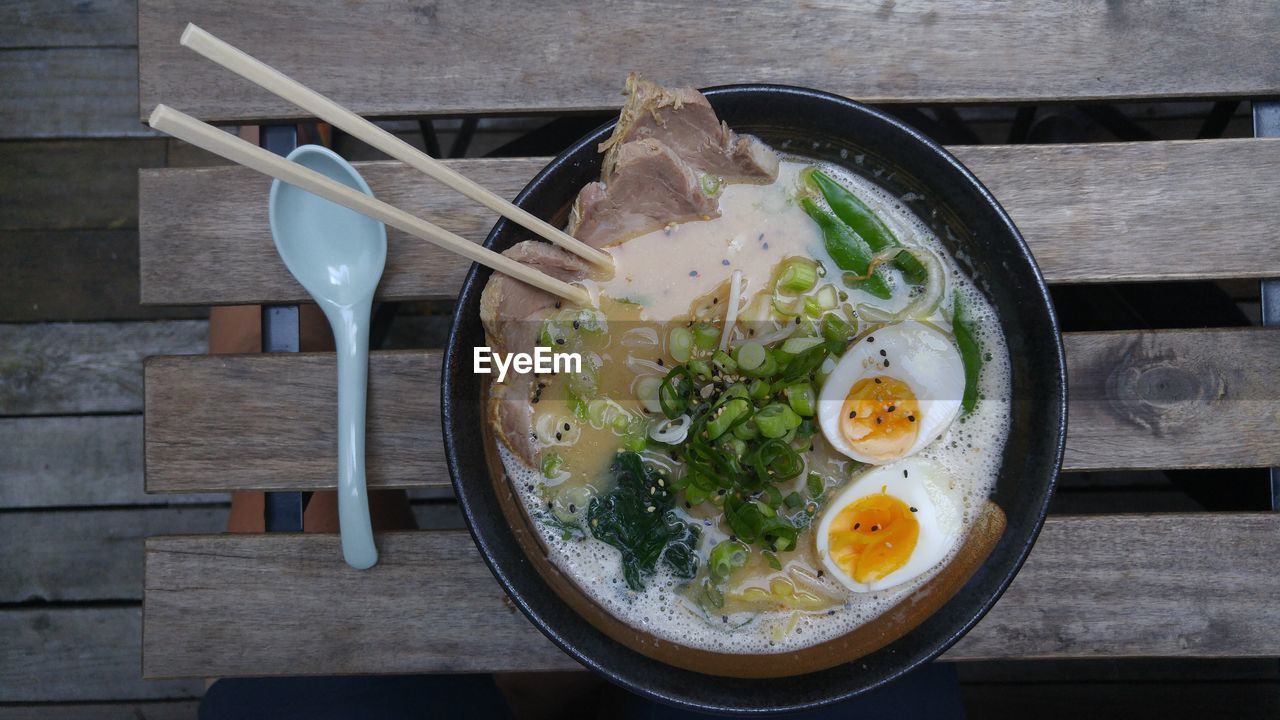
xmin=135 ymin=0 xmax=1280 ymax=694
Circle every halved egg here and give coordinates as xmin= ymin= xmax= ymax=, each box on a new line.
xmin=814 ymin=457 xmax=963 ymax=593
xmin=817 ymin=320 xmax=964 ymax=465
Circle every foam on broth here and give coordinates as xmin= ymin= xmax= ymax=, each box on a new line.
xmin=498 ymin=158 xmax=1011 ymax=653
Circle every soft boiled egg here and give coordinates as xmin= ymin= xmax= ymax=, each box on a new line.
xmin=815 ymin=457 xmax=963 ymax=593
xmin=817 ymin=320 xmax=964 ymax=465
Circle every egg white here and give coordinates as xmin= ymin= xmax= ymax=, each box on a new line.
xmin=817 ymin=320 xmax=965 ymax=465
xmin=815 ymin=457 xmax=963 ymax=593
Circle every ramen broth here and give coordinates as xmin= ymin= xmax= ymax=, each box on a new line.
xmin=501 ymin=159 xmax=1011 ymax=653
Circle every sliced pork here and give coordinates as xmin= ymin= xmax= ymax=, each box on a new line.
xmin=599 ymin=74 xmax=779 ymax=184
xmin=480 ymin=240 xmax=589 ymax=465
xmin=566 ymin=138 xmax=719 ymax=248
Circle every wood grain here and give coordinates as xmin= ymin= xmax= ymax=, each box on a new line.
xmin=0 ymin=321 xmax=206 ymax=416
xmin=0 ymin=415 xmax=226 ymax=508
xmin=140 ymin=514 xmax=1280 ymax=678
xmin=138 ymin=1 xmax=1280 ymax=122
xmin=1065 ymin=328 xmax=1280 ymax=471
xmin=0 ymin=230 xmax=206 ymax=322
xmin=0 ymin=507 xmax=227 ymax=602
xmin=0 ymin=48 xmax=154 ymax=139
xmin=1 ymin=0 xmax=137 ymax=48
xmin=142 ymin=328 xmax=1280 ymax=494
xmin=1 ymin=608 xmax=202 ymax=702
xmin=138 ymin=139 xmax=1280 ymax=307
xmin=144 ymin=350 xmax=446 ymax=492
xmin=1 ymin=140 xmax=164 ymax=230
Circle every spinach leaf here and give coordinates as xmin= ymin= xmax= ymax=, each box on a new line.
xmin=587 ymin=452 xmax=700 ymax=591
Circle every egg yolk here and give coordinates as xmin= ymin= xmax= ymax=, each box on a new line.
xmin=839 ymin=375 xmax=921 ymax=462
xmin=827 ymin=491 xmax=919 ymax=584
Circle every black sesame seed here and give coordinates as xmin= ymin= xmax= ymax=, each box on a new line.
xmin=657 ymin=358 xmax=664 ymax=366
xmin=817 ymin=570 xmax=825 ymax=578
xmin=758 ymin=233 xmax=765 ymax=241
xmin=555 ymin=432 xmax=562 ymax=441
xmin=883 ymin=359 xmax=891 ymax=368
xmin=730 ymin=534 xmax=738 ymax=542
xmin=794 ymin=317 xmax=801 ymax=325
xmin=722 ymin=616 xmax=728 ymax=623
xmin=854 ymin=523 xmax=861 ymax=529
xmin=554 ymin=302 xmax=562 ymax=309
xmin=903 ymin=469 xmax=909 ymax=477
xmin=572 ymin=320 xmax=580 ymax=330
xmin=712 ymin=297 xmax=719 ymax=304
xmin=689 ymin=270 xmax=698 ymax=277
xmin=763 ymin=242 xmax=770 ymax=250
xmin=722 ymin=259 xmax=731 ymax=266
xmin=848 ymin=410 xmax=856 ymax=419
xmin=867 ymin=336 xmax=875 ymax=343
xmin=569 ymin=503 xmax=577 ymax=513
xmin=907 ymin=415 xmax=916 ymax=422
xmin=876 ymin=417 xmax=882 ymax=424
xmin=874 ymin=378 xmax=882 ymax=384
xmin=910 ymin=506 xmax=918 ymax=513
xmin=871 ymin=525 xmax=880 ymax=532
xmin=879 ymin=349 xmax=887 ymax=357
xmin=887 ymin=405 xmax=895 ymax=412
xmin=556 ymin=338 xmax=565 ymax=345
xmin=563 ymin=422 xmax=570 ymax=431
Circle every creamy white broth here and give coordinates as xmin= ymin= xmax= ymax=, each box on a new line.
xmin=498 ymin=158 xmax=1012 ymax=654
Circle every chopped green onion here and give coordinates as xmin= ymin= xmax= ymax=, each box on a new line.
xmin=784 ymin=491 xmax=804 ymax=509
xmin=705 ymin=397 xmax=750 ymax=440
xmin=700 ymin=173 xmax=722 ymax=196
xmin=763 ymin=550 xmax=783 ymax=571
xmin=803 ymin=296 xmax=823 ymax=318
xmin=784 ymin=383 xmax=816 ymax=417
xmin=709 ymin=539 xmax=750 ymax=582
xmin=780 ymin=336 xmax=824 ymax=356
xmin=748 ymin=379 xmax=771 ymax=401
xmin=821 ymin=314 xmax=856 ymax=345
xmin=776 ymin=258 xmax=818 ymax=294
xmin=756 ymin=403 xmax=802 ymax=438
xmin=540 ymin=452 xmax=564 ymax=478
xmin=692 ymin=322 xmax=720 ymax=349
xmin=740 ymin=353 xmax=778 ymax=379
xmin=735 ymin=341 xmax=766 ymax=371
xmin=635 ymin=376 xmax=663 ymax=414
xmin=711 ymin=349 xmax=738 ymax=375
xmin=667 ymin=326 xmax=693 ymax=363
xmin=815 ymin=284 xmax=839 ymax=310
xmin=688 ymin=359 xmax=712 ymax=379
xmin=732 ymin=417 xmax=760 ymax=440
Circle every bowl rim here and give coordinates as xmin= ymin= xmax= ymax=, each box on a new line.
xmin=443 ymin=82 xmax=1066 ymax=713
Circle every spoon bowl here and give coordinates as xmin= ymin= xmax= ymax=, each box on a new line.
xmin=269 ymin=144 xmax=386 ymax=569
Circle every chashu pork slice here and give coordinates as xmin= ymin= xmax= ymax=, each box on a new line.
xmin=566 ymin=138 xmax=719 ymax=248
xmin=479 ymin=240 xmax=589 ymax=466
xmin=599 ymin=74 xmax=779 ymax=184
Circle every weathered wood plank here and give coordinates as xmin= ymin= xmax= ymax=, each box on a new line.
xmin=141 ymin=514 xmax=1280 ymax=678
xmin=1 ymin=0 xmax=137 ymax=48
xmin=0 ymin=230 xmax=206 ymax=322
xmin=142 ymin=328 xmax=1280 ymax=493
xmin=1 ymin=140 xmax=165 ymax=230
xmin=1 ymin=608 xmax=203 ymax=702
xmin=0 ymin=415 xmax=226 ymax=508
xmin=0 ymin=507 xmax=227 ymax=602
xmin=0 ymin=702 xmax=199 ymax=720
xmin=0 ymin=321 xmax=206 ymax=416
xmin=139 ymin=139 xmax=1280 ymax=307
xmin=0 ymin=48 xmax=154 ymax=139
xmin=1065 ymin=328 xmax=1280 ymax=471
xmin=145 ymin=350 xmax=445 ymax=492
xmin=138 ymin=0 xmax=1280 ymax=122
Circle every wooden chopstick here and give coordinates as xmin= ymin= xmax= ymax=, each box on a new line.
xmin=148 ymin=104 xmax=593 ymax=307
xmin=179 ymin=23 xmax=614 ymax=271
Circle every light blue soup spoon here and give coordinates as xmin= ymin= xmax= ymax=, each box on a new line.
xmin=269 ymin=145 xmax=385 ymax=569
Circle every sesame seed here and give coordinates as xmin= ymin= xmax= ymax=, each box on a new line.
xmin=908 ymin=415 xmax=916 ymax=422
xmin=712 ymin=297 xmax=719 ymax=304
xmin=563 ymin=422 xmax=570 ymax=431
xmin=555 ymin=432 xmax=562 ymax=441
xmin=763 ymin=242 xmax=770 ymax=250
xmin=903 ymin=470 xmax=909 ymax=477
xmin=867 ymin=336 xmax=875 ymax=343
xmin=871 ymin=525 xmax=880 ymax=532
xmin=854 ymin=523 xmax=860 ymax=529
xmin=910 ymin=507 xmax=918 ymax=513
xmin=647 ymin=506 xmax=656 ymax=513
xmin=848 ymin=410 xmax=856 ymax=418
xmin=722 ymin=259 xmax=731 ymax=266
xmin=879 ymin=349 xmax=887 ymax=357
xmin=887 ymin=405 xmax=895 ymax=412
xmin=556 ymin=338 xmax=565 ymax=345
xmin=883 ymin=359 xmax=890 ymax=368
xmin=876 ymin=417 xmax=882 ymax=425
xmin=554 ymin=302 xmax=562 ymax=309
xmin=569 ymin=503 xmax=577 ymax=513
xmin=874 ymin=378 xmax=882 ymax=384
xmin=689 ymin=270 xmax=698 ymax=277
xmin=817 ymin=570 xmax=825 ymax=578
xmin=572 ymin=320 xmax=580 ymax=330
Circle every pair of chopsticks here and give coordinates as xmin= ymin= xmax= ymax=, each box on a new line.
xmin=150 ymin=24 xmax=610 ymax=307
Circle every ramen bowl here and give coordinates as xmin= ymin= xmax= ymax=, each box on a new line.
xmin=443 ymin=84 xmax=1065 ymax=714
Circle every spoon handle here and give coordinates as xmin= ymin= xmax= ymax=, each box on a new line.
xmin=332 ymin=298 xmax=378 ymax=569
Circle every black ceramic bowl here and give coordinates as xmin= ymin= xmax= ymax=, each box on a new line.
xmin=444 ymin=84 xmax=1065 ymax=714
